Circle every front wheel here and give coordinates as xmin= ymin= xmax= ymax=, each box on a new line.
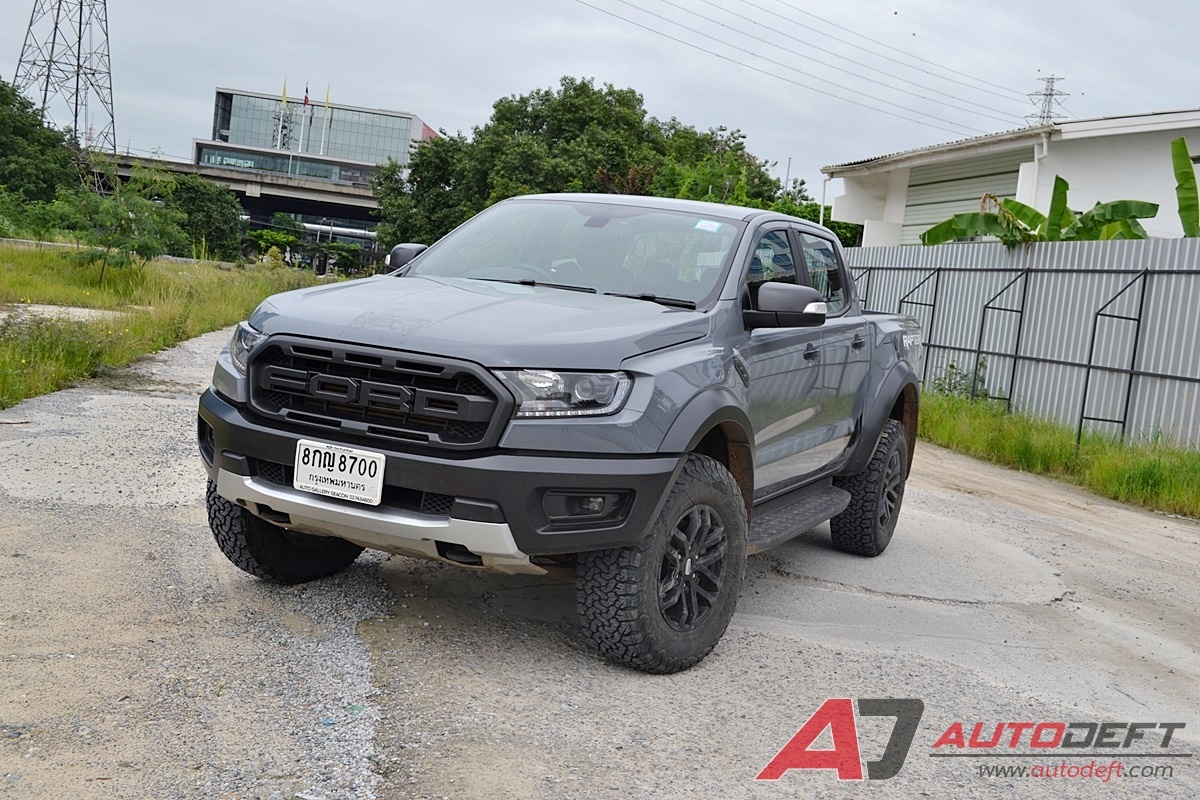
xmin=830 ymin=419 xmax=908 ymax=556
xmin=575 ymin=454 xmax=747 ymax=674
xmin=206 ymin=481 xmax=364 ymax=584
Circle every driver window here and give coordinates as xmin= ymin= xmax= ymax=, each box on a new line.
xmin=745 ymin=230 xmax=796 ymax=308
xmin=798 ymin=231 xmax=848 ymax=315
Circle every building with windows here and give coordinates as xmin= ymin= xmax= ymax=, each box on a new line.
xmin=189 ymin=88 xmax=435 ymax=257
xmin=197 ymin=88 xmax=434 ymax=190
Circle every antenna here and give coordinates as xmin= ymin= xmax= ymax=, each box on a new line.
xmin=14 ymin=0 xmax=116 ymax=153
xmin=1026 ymin=76 xmax=1068 ymax=127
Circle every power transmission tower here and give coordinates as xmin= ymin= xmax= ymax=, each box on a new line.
xmin=13 ymin=0 xmax=116 ymax=153
xmin=1026 ymin=76 xmax=1068 ymax=127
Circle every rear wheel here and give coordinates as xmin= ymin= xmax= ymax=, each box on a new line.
xmin=576 ymin=454 xmax=747 ymax=674
xmin=830 ymin=419 xmax=908 ymax=556
xmin=206 ymin=481 xmax=363 ymax=584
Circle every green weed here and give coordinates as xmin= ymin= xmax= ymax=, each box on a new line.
xmin=919 ymin=392 xmax=1200 ymax=518
xmin=0 ymin=244 xmax=323 ymax=408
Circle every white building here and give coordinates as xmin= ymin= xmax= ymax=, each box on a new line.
xmin=822 ymin=109 xmax=1200 ymax=246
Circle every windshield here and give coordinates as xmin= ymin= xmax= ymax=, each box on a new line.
xmin=407 ymin=198 xmax=743 ymax=305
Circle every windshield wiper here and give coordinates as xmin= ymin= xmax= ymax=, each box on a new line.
xmin=603 ymin=292 xmax=697 ymax=310
xmin=474 ymin=278 xmax=596 ymax=293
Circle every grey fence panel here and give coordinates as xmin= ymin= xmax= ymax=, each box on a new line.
xmin=844 ymin=239 xmax=1200 ymax=447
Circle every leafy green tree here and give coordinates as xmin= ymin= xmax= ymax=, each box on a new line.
xmin=247 ymin=213 xmax=306 ymax=259
xmin=247 ymin=228 xmax=298 ymax=255
xmin=652 ymin=126 xmax=779 ymax=207
xmin=52 ymin=185 xmax=186 ymax=281
xmin=0 ymin=79 xmax=77 ymax=202
xmin=51 ymin=156 xmax=186 ymax=281
xmin=475 ymin=77 xmax=663 ymax=202
xmin=372 ymin=77 xmax=784 ymax=248
xmin=312 ymin=240 xmax=364 ymax=274
xmin=374 ymin=133 xmax=483 ymax=247
xmin=167 ymin=174 xmax=245 ymax=260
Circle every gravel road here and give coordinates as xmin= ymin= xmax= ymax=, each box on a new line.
xmin=1 ymin=330 xmax=1197 ymax=799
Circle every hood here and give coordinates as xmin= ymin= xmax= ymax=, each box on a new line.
xmin=249 ymin=275 xmax=711 ymax=370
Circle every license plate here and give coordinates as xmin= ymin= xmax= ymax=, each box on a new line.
xmin=293 ymin=439 xmax=385 ymax=506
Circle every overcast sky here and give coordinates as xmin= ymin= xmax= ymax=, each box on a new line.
xmin=6 ymin=0 xmax=1200 ymax=197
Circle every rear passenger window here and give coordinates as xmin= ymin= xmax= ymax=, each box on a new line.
xmin=798 ymin=232 xmax=848 ymax=315
xmin=745 ymin=230 xmax=796 ymax=307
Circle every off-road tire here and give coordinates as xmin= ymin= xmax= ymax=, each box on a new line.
xmin=206 ymin=480 xmax=364 ymax=584
xmin=575 ymin=454 xmax=747 ymax=674
xmin=830 ymin=419 xmax=908 ymax=557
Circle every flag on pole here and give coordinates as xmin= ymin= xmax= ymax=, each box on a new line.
xmin=320 ymin=84 xmax=332 ymax=155
xmin=277 ymin=78 xmax=288 ymax=149
xmin=305 ymin=81 xmax=313 ymax=124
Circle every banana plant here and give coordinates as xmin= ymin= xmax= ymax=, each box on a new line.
xmin=1171 ymin=137 xmax=1200 ymax=237
xmin=921 ymin=176 xmax=1158 ymax=247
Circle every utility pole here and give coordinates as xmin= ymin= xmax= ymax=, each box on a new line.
xmin=1026 ymin=76 xmax=1068 ymax=127
xmin=14 ymin=0 xmax=116 ymax=153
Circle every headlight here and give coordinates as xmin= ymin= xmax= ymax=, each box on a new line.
xmin=495 ymin=370 xmax=632 ymax=418
xmin=229 ymin=321 xmax=266 ymax=374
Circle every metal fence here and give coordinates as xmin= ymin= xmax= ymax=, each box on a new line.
xmin=844 ymin=239 xmax=1200 ymax=447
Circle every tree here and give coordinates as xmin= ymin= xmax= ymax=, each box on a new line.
xmin=374 ymin=133 xmax=483 ymax=247
xmin=372 ymin=76 xmax=784 ymax=248
xmin=651 ymin=126 xmax=780 ymax=207
xmin=0 ymin=79 xmax=77 ymax=202
xmin=52 ymin=185 xmax=186 ymax=282
xmin=167 ymin=174 xmax=245 ymax=260
xmin=920 ymin=177 xmax=1159 ymax=247
xmin=247 ymin=212 xmax=305 ymax=259
xmin=50 ymin=155 xmax=187 ymax=281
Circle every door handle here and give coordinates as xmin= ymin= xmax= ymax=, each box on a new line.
xmin=851 ymin=335 xmax=866 ymax=350
xmin=804 ymin=345 xmax=820 ymax=361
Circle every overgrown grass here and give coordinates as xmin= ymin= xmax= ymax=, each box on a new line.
xmin=919 ymin=392 xmax=1200 ymax=519
xmin=0 ymin=244 xmax=323 ymax=408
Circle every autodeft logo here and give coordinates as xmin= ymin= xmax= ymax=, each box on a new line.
xmin=756 ymin=699 xmax=1190 ymax=783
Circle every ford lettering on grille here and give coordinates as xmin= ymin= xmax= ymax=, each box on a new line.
xmin=249 ymin=341 xmax=508 ymax=450
xmin=262 ymin=365 xmax=492 ymax=422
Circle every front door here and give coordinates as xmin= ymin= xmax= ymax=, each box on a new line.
xmin=739 ymin=228 xmax=833 ymax=496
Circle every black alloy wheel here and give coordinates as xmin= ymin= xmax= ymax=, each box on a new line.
xmin=659 ymin=504 xmax=728 ymax=632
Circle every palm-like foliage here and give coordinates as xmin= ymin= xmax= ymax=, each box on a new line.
xmin=921 ymin=176 xmax=1158 ymax=247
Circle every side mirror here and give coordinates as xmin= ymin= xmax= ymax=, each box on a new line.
xmin=387 ymin=243 xmax=429 ymax=273
xmin=744 ymin=283 xmax=827 ymax=329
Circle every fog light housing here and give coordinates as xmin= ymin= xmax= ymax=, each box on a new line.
xmin=542 ymin=490 xmax=632 ymax=525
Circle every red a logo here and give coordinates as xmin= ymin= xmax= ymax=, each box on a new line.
xmin=757 ymin=698 xmax=924 ymax=782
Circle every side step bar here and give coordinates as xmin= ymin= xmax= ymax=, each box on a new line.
xmin=746 ymin=482 xmax=851 ymax=555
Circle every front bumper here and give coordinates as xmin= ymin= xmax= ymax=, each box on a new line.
xmin=198 ymin=389 xmax=683 ymax=565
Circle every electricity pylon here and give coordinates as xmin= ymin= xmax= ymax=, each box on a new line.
xmin=14 ymin=0 xmax=116 ymax=152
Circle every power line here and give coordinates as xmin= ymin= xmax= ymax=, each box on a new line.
xmin=768 ymin=0 xmax=1029 ymax=102
xmin=675 ymin=0 xmax=1022 ymax=124
xmin=584 ymin=0 xmax=982 ymax=135
xmin=851 ymin=0 xmax=1031 ymax=99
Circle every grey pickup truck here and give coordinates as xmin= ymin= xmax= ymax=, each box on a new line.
xmin=198 ymin=193 xmax=922 ymax=673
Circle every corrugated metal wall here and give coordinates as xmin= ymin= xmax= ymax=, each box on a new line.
xmin=846 ymin=239 xmax=1200 ymax=447
xmin=900 ymin=149 xmax=1034 ymax=245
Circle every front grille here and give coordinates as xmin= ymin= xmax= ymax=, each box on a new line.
xmin=251 ymin=458 xmax=455 ymax=517
xmin=247 ymin=338 xmax=510 ymax=450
